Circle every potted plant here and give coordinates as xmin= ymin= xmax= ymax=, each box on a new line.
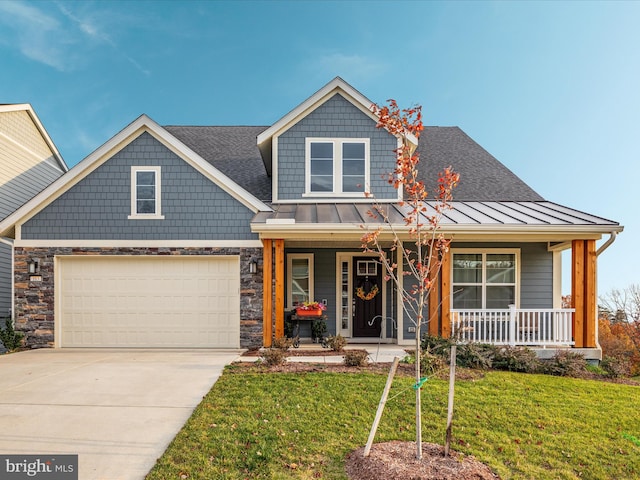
xmin=295 ymin=301 xmax=326 ymax=316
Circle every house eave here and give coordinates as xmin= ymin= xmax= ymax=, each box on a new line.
xmin=251 ymin=223 xmax=623 ymax=242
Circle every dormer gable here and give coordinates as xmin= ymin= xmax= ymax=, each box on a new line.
xmin=257 ymin=77 xmax=417 ymax=203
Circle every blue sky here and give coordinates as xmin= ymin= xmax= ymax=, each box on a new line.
xmin=1 ymin=0 xmax=638 ymax=296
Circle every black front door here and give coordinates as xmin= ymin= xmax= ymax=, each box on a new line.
xmin=352 ymin=258 xmax=383 ymax=337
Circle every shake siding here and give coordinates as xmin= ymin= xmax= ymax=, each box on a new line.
xmin=0 ymin=243 xmax=11 ymax=316
xmin=277 ymin=94 xmax=398 ymax=200
xmin=21 ymin=132 xmax=257 ymax=241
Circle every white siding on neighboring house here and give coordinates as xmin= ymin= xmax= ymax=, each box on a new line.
xmin=0 ymin=109 xmax=66 ymax=218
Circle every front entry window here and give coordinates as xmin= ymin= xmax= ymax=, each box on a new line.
xmin=452 ymin=251 xmax=518 ymax=309
xmin=287 ymin=254 xmax=314 ymax=308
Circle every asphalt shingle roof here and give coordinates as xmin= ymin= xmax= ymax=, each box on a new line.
xmin=417 ymin=127 xmax=544 ymax=202
xmin=164 ymin=125 xmax=543 ymax=203
xmin=164 ymin=125 xmax=272 ymax=202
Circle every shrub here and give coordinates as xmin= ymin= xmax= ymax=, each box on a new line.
xmin=261 ymin=348 xmax=287 ymax=366
xmin=271 ymin=337 xmax=293 ymax=350
xmin=324 ymin=334 xmax=347 ymax=352
xmin=421 ymin=334 xmax=455 ymax=357
xmin=420 ymin=350 xmax=447 ymax=376
xmin=455 ymin=343 xmax=495 ymax=370
xmin=539 ymin=350 xmax=587 ymax=377
xmin=600 ymin=355 xmax=631 ymax=378
xmin=344 ymin=350 xmax=369 ymax=367
xmin=311 ymin=319 xmax=327 ymax=341
xmin=0 ymin=318 xmax=24 ymax=352
xmin=492 ymin=346 xmax=540 ymax=373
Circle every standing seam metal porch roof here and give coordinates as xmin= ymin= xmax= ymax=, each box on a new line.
xmin=251 ymin=201 xmax=620 ymax=230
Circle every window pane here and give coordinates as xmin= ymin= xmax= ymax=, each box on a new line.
xmin=343 ymin=142 xmax=365 ymax=159
xmin=136 ymin=200 xmax=155 ymax=214
xmin=311 ymin=142 xmax=333 ymax=159
xmin=343 ymin=158 xmax=364 ymax=175
xmin=486 ymin=254 xmax=515 ymax=283
xmin=343 ymin=175 xmax=365 ymax=192
xmin=291 ymin=258 xmax=310 ymax=305
xmin=311 ymin=176 xmax=333 ymax=192
xmin=453 ymin=254 xmax=482 ymax=283
xmin=137 ymin=185 xmax=155 ymax=199
xmin=136 ymin=171 xmax=155 ymax=185
xmin=486 ymin=286 xmax=515 ymax=308
xmin=453 ymin=286 xmax=482 ymax=309
xmin=310 ymin=159 xmax=333 ymax=175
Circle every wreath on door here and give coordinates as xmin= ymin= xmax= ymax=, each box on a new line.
xmin=356 ymin=284 xmax=379 ymax=301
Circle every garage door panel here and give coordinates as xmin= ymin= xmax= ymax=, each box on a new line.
xmin=59 ymin=256 xmax=240 ymax=348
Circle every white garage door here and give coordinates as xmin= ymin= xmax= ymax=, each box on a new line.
xmin=58 ymin=256 xmax=240 ymax=348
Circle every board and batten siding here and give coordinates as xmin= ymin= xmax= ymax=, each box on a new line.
xmin=277 ymin=94 xmax=398 ymax=201
xmin=21 ymin=132 xmax=258 ymax=241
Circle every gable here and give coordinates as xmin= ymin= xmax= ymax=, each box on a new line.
xmin=0 ymin=107 xmax=67 ymax=219
xmin=275 ymin=93 xmax=398 ymax=202
xmin=20 ymin=132 xmax=258 ymax=241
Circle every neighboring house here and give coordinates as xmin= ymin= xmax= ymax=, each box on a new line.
xmin=0 ymin=79 xmax=622 ymax=359
xmin=0 ymin=104 xmax=67 ymax=321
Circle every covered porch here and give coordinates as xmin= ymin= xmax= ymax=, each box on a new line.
xmin=253 ymin=203 xmax=621 ymax=353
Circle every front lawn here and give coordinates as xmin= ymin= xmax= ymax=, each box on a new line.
xmin=146 ymin=366 xmax=640 ymax=480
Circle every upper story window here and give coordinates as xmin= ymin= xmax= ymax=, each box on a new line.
xmin=305 ymin=138 xmax=369 ymax=196
xmin=452 ymin=250 xmax=519 ymax=309
xmin=129 ymin=166 xmax=164 ymax=219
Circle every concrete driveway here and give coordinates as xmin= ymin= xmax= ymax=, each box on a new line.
xmin=0 ymin=348 xmax=242 ymax=480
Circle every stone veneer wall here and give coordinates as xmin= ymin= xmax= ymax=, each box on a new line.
xmin=14 ymin=246 xmax=263 ymax=349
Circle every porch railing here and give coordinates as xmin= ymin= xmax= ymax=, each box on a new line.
xmin=451 ymin=305 xmax=575 ymax=347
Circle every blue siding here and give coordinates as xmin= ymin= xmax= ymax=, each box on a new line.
xmin=277 ymin=94 xmax=398 ymax=200
xmin=21 ymin=132 xmax=258 ymax=240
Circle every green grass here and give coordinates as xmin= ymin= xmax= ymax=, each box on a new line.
xmin=146 ymin=366 xmax=640 ymax=480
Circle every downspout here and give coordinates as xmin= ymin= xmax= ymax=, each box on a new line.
xmin=594 ymin=231 xmax=619 ymax=353
xmin=0 ymin=237 xmax=14 ymax=321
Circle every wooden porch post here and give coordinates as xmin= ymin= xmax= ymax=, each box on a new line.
xmin=428 ymin=246 xmax=439 ymax=337
xmin=274 ymin=239 xmax=285 ymax=339
xmin=440 ymin=249 xmax=452 ymax=338
xmin=571 ymin=240 xmax=585 ymax=348
xmin=262 ymin=239 xmax=273 ymax=347
xmin=584 ymin=240 xmax=597 ymax=348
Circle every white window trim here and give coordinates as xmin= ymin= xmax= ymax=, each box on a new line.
xmin=287 ymin=253 xmax=314 ymax=309
xmin=451 ymin=248 xmax=521 ymax=309
xmin=128 ymin=166 xmax=165 ymax=220
xmin=304 ymin=138 xmax=370 ymax=197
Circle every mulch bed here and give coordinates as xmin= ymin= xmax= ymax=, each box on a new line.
xmin=345 ymin=440 xmax=500 ymax=480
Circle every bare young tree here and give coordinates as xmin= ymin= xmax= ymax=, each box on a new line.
xmin=361 ymin=100 xmax=459 ymax=459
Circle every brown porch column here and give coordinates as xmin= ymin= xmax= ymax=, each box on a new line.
xmin=428 ymin=246 xmax=439 ymax=337
xmin=262 ymin=239 xmax=273 ymax=347
xmin=584 ymin=240 xmax=597 ymax=348
xmin=440 ymin=249 xmax=452 ymax=338
xmin=572 ymin=240 xmax=585 ymax=347
xmin=572 ymin=240 xmax=596 ymax=348
xmin=274 ymin=239 xmax=285 ymax=339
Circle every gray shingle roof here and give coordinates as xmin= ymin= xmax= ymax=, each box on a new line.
xmin=165 ymin=125 xmax=542 ymax=204
xmin=164 ymin=125 xmax=272 ymax=202
xmin=417 ymin=127 xmax=544 ymax=201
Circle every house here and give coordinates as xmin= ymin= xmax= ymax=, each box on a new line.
xmin=0 ymin=79 xmax=622 ymax=359
xmin=0 ymin=104 xmax=67 ymax=324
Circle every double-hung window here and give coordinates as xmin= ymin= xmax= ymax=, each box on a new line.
xmin=129 ymin=166 xmax=164 ymax=219
xmin=452 ymin=250 xmax=519 ymax=309
xmin=306 ymin=138 xmax=369 ymax=195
